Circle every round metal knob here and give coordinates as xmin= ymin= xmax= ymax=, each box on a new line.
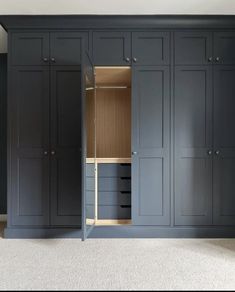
xmin=208 ymin=57 xmax=213 ymax=63
xmin=132 ymin=151 xmax=138 ymax=155
xmin=215 ymin=57 xmax=220 ymax=62
xmin=207 ymin=150 xmax=213 ymax=155
xmin=215 ymin=150 xmax=220 ymax=155
xmin=133 ymin=57 xmax=137 ymax=63
xmin=51 ymin=150 xmax=56 ymax=156
xmin=44 ymin=151 xmax=48 ymax=156
xmin=43 ymin=57 xmax=49 ymax=63
xmin=125 ymin=57 xmax=130 ymax=63
xmin=51 ymin=57 xmax=56 ymax=63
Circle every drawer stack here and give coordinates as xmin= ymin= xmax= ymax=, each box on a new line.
xmin=98 ymin=163 xmax=131 ymax=220
xmin=85 ymin=163 xmax=96 ymax=219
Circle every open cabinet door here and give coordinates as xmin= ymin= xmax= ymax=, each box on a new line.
xmin=82 ymin=52 xmax=96 ymax=240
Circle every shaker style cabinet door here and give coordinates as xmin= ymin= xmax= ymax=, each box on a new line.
xmin=50 ymin=32 xmax=88 ymax=66
xmin=213 ymin=66 xmax=235 ymax=225
xmin=92 ymin=31 xmax=131 ymax=65
xmin=132 ymin=32 xmax=170 ymax=65
xmin=214 ymin=32 xmax=235 ymax=65
xmin=174 ymin=32 xmax=213 ymax=65
xmin=174 ymin=66 xmax=213 ymax=226
xmin=10 ymin=32 xmax=50 ymax=66
xmin=50 ymin=66 xmax=82 ymax=227
xmin=9 ymin=67 xmax=50 ymax=226
xmin=132 ymin=66 xmax=170 ymax=226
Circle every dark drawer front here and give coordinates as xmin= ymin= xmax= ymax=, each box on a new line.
xmin=98 ymin=163 xmax=131 ymax=178
xmin=86 ymin=163 xmax=95 ymax=177
xmin=98 ymin=205 xmax=131 ymax=219
xmin=98 ymin=191 xmax=131 ymax=206
xmin=86 ymin=177 xmax=95 ymax=191
xmin=98 ymin=177 xmax=131 ymax=192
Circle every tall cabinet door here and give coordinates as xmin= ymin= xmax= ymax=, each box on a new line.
xmin=9 ymin=67 xmax=50 ymax=226
xmin=213 ymin=66 xmax=235 ymax=225
xmin=132 ymin=66 xmax=170 ymax=226
xmin=174 ymin=66 xmax=213 ymax=225
xmin=50 ymin=66 xmax=82 ymax=227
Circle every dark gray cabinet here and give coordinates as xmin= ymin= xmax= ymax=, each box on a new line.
xmin=174 ymin=66 xmax=213 ymax=225
xmin=214 ymin=32 xmax=235 ymax=65
xmin=9 ymin=67 xmax=50 ymax=226
xmin=50 ymin=66 xmax=82 ymax=226
xmin=11 ymin=32 xmax=50 ymax=66
xmin=213 ymin=66 xmax=235 ymax=225
xmin=174 ymin=32 xmax=213 ymax=65
xmin=132 ymin=32 xmax=170 ymax=65
xmin=93 ymin=31 xmax=131 ymax=65
xmin=132 ymin=66 xmax=170 ymax=226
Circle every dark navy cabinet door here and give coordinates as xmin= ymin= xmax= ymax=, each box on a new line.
xmin=9 ymin=67 xmax=50 ymax=226
xmin=174 ymin=32 xmax=213 ymax=65
xmin=174 ymin=66 xmax=213 ymax=226
xmin=132 ymin=32 xmax=170 ymax=65
xmin=50 ymin=66 xmax=82 ymax=227
xmin=213 ymin=66 xmax=235 ymax=225
xmin=10 ymin=32 xmax=50 ymax=66
xmin=92 ymin=31 xmax=131 ymax=65
xmin=50 ymin=32 xmax=88 ymax=66
xmin=214 ymin=32 xmax=235 ymax=65
xmin=132 ymin=66 xmax=170 ymax=226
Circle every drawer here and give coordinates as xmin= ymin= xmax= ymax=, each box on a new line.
xmin=98 ymin=163 xmax=131 ymax=178
xmin=86 ymin=191 xmax=96 ymax=205
xmin=98 ymin=191 xmax=131 ymax=206
xmin=86 ymin=164 xmax=95 ymax=177
xmin=98 ymin=205 xmax=131 ymax=219
xmin=86 ymin=205 xmax=95 ymax=219
xmin=98 ymin=177 xmax=131 ymax=192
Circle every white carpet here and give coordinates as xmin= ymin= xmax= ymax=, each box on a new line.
xmin=1 ymin=223 xmax=235 ymax=290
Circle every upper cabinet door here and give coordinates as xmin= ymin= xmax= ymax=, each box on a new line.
xmin=10 ymin=32 xmax=50 ymax=66
xmin=50 ymin=32 xmax=88 ymax=65
xmin=214 ymin=32 xmax=235 ymax=65
xmin=174 ymin=32 xmax=213 ymax=65
xmin=92 ymin=31 xmax=131 ymax=65
xmin=132 ymin=32 xmax=170 ymax=65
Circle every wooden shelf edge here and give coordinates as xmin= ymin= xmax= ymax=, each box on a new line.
xmin=95 ymin=219 xmax=132 ymax=226
xmin=86 ymin=158 xmax=131 ymax=164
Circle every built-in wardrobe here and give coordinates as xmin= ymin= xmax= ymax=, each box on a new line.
xmin=1 ymin=15 xmax=235 ymax=239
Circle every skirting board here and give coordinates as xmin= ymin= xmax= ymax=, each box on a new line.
xmin=0 ymin=215 xmax=7 ymax=222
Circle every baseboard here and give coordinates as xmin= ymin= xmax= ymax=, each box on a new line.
xmin=0 ymin=214 xmax=7 ymax=222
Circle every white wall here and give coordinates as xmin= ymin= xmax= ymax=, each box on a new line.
xmin=0 ymin=0 xmax=235 ymax=15
xmin=0 ymin=26 xmax=7 ymax=53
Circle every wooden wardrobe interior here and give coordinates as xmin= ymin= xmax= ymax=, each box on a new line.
xmin=86 ymin=67 xmax=131 ymax=161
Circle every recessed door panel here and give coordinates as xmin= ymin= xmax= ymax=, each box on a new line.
xmin=10 ymin=67 xmax=50 ymax=226
xmin=214 ymin=32 xmax=235 ymax=65
xmin=93 ymin=31 xmax=131 ymax=65
xmin=174 ymin=32 xmax=212 ymax=65
xmin=132 ymin=66 xmax=170 ymax=225
xmin=174 ymin=66 xmax=213 ymax=225
xmin=213 ymin=66 xmax=235 ymax=225
xmin=50 ymin=66 xmax=82 ymax=226
xmin=132 ymin=32 xmax=170 ymax=65
xmin=11 ymin=32 xmax=49 ymax=66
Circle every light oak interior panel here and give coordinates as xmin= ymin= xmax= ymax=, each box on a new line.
xmin=95 ymin=66 xmax=131 ymax=87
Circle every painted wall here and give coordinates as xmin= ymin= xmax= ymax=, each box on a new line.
xmin=0 ymin=0 xmax=234 ymax=15
xmin=0 ymin=26 xmax=7 ymax=53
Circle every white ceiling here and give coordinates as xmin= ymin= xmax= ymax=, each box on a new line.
xmin=0 ymin=0 xmax=234 ymax=15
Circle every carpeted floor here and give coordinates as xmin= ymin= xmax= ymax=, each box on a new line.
xmin=1 ymin=224 xmax=235 ymax=290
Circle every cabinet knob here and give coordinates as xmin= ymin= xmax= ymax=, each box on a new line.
xmin=51 ymin=150 xmax=56 ymax=156
xmin=215 ymin=57 xmax=220 ymax=62
xmin=215 ymin=150 xmax=220 ymax=155
xmin=132 ymin=151 xmax=138 ymax=155
xmin=207 ymin=150 xmax=213 ymax=155
xmin=51 ymin=57 xmax=56 ymax=63
xmin=43 ymin=57 xmax=49 ymax=63
xmin=125 ymin=57 xmax=130 ymax=63
xmin=133 ymin=57 xmax=137 ymax=63
xmin=208 ymin=57 xmax=213 ymax=63
xmin=44 ymin=151 xmax=48 ymax=156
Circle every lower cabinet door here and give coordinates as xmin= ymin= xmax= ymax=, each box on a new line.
xmin=50 ymin=66 xmax=82 ymax=227
xmin=9 ymin=67 xmax=50 ymax=226
xmin=174 ymin=66 xmax=213 ymax=226
xmin=213 ymin=66 xmax=235 ymax=225
xmin=132 ymin=66 xmax=170 ymax=225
